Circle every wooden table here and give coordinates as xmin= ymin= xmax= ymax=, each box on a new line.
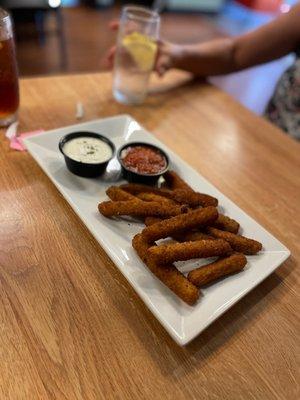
xmin=1 ymin=72 xmax=299 ymax=400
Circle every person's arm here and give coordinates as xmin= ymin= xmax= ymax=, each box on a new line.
xmin=158 ymin=3 xmax=300 ymax=76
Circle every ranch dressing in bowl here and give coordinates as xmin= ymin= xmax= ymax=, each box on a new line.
xmin=63 ymin=137 xmax=113 ymax=164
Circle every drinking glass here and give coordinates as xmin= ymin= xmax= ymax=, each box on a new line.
xmin=113 ymin=6 xmax=160 ymax=105
xmin=0 ymin=8 xmax=19 ymax=127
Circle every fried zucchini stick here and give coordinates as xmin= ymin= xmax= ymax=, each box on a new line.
xmin=98 ymin=200 xmax=187 ymax=218
xmin=212 ymin=214 xmax=240 ymax=234
xmin=173 ymin=231 xmax=215 ymax=242
xmin=163 ymin=170 xmax=194 ymax=191
xmin=148 ymin=239 xmax=232 ymax=264
xmin=187 ymin=253 xmax=247 ymax=286
xmin=144 ymin=219 xmax=215 ymax=242
xmin=173 ymin=189 xmax=218 ymax=207
xmin=163 ymin=171 xmax=217 ymax=206
xmin=137 ymin=192 xmax=177 ymax=206
xmin=106 ymin=186 xmax=137 ymax=202
xmin=120 ymin=183 xmax=166 ymax=196
xmin=142 ymin=206 xmax=218 ymax=243
xmin=144 ymin=216 xmax=162 ymax=226
xmin=120 ymin=184 xmax=218 ymax=207
xmin=132 ymin=234 xmax=199 ymax=305
xmin=207 ymin=227 xmax=262 ymax=255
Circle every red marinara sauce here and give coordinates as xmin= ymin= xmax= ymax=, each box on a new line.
xmin=121 ymin=145 xmax=167 ymax=175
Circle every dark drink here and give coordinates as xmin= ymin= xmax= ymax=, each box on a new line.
xmin=0 ymin=10 xmax=19 ymax=127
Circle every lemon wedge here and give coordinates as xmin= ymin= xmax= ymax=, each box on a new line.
xmin=122 ymin=32 xmax=157 ymax=72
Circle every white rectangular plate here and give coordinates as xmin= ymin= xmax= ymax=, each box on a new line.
xmin=24 ymin=115 xmax=290 ymax=345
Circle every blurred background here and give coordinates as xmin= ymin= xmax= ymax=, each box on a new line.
xmin=1 ymin=0 xmax=298 ymax=113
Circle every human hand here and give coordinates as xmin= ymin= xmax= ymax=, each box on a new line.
xmin=105 ymin=20 xmax=182 ymax=76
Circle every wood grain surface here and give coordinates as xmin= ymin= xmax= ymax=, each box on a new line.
xmin=0 ymin=71 xmax=299 ymax=400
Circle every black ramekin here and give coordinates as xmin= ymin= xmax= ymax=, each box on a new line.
xmin=117 ymin=142 xmax=169 ymax=185
xmin=59 ymin=131 xmax=115 ymax=178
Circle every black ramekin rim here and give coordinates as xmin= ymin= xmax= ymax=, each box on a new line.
xmin=59 ymin=131 xmax=115 ymax=165
xmin=117 ymin=141 xmax=169 ymax=177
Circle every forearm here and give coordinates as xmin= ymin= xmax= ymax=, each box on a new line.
xmin=172 ymin=3 xmax=300 ymax=77
xmin=173 ymin=38 xmax=238 ymax=76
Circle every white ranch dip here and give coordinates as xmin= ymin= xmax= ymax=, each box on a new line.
xmin=63 ymin=137 xmax=112 ymax=164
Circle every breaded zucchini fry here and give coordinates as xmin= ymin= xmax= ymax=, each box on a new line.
xmin=120 ymin=183 xmax=167 ymax=196
xmin=163 ymin=170 xmax=194 ymax=191
xmin=142 ymin=206 xmax=218 ymax=243
xmin=106 ymin=186 xmax=137 ymax=202
xmin=207 ymin=227 xmax=262 ymax=255
xmin=144 ymin=216 xmax=162 ymax=226
xmin=173 ymin=231 xmax=215 ymax=242
xmin=172 ymin=189 xmax=218 ymax=207
xmin=98 ymin=200 xmax=187 ymax=218
xmin=212 ymin=214 xmax=240 ymax=234
xmin=148 ymin=239 xmax=232 ymax=264
xmin=137 ymin=192 xmax=177 ymax=206
xmin=187 ymin=253 xmax=247 ymax=286
xmin=132 ymin=234 xmax=199 ymax=305
xmin=120 ymin=184 xmax=218 ymax=207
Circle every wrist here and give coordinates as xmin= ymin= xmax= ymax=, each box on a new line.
xmin=171 ymin=44 xmax=196 ymax=71
xmin=171 ymin=45 xmax=187 ymax=69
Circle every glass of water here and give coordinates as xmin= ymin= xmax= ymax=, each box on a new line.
xmin=113 ymin=6 xmax=160 ymax=105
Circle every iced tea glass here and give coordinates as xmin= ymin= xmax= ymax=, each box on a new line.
xmin=113 ymin=6 xmax=160 ymax=105
xmin=0 ymin=8 xmax=19 ymax=127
